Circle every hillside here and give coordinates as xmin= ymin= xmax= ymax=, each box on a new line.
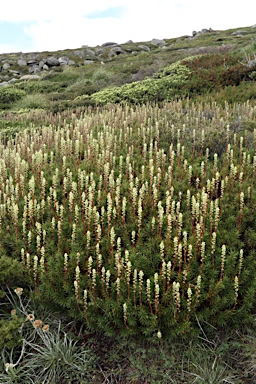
xmin=0 ymin=25 xmax=256 ymax=383
xmin=0 ymin=25 xmax=256 ymax=115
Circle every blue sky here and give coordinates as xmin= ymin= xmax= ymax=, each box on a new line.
xmin=0 ymin=0 xmax=255 ymax=53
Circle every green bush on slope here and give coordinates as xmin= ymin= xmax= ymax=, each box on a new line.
xmin=91 ymin=62 xmax=191 ymax=104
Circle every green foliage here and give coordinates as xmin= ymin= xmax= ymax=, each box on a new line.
xmin=91 ymin=62 xmax=190 ymax=103
xmin=0 ymin=101 xmax=252 ymax=340
xmin=0 ymin=256 xmax=27 ymax=287
xmin=0 ymin=289 xmax=95 ymax=384
xmin=14 ymin=94 xmax=49 ymax=110
xmin=0 ymin=87 xmax=26 ymax=109
xmin=0 ymin=317 xmax=24 ymax=350
xmin=215 ymin=81 xmax=256 ymax=105
xmin=181 ymin=53 xmax=256 ymax=96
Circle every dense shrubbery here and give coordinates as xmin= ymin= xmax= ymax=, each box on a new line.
xmin=1 ymin=29 xmax=256 ymax=381
xmin=181 ymin=53 xmax=256 ymax=96
xmin=0 ymin=101 xmax=256 ymax=341
xmin=91 ymin=62 xmax=190 ymax=104
xmin=89 ymin=54 xmax=256 ymax=105
xmin=0 ymin=87 xmax=26 ymax=109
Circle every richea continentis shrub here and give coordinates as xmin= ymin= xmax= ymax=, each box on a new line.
xmin=0 ymin=100 xmax=256 ymax=340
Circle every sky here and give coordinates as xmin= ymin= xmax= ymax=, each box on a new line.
xmin=0 ymin=0 xmax=255 ymax=54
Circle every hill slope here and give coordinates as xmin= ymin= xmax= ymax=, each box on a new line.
xmin=0 ymin=24 xmax=256 ymax=117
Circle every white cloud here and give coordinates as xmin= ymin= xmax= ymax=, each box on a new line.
xmin=1 ymin=0 xmax=255 ymax=52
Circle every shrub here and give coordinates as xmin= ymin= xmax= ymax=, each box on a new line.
xmin=181 ymin=53 xmax=256 ymax=96
xmin=91 ymin=62 xmax=190 ymax=103
xmin=1 ymin=101 xmax=256 ymax=341
xmin=0 ymin=87 xmax=26 ymax=109
xmin=14 ymin=94 xmax=49 ymax=110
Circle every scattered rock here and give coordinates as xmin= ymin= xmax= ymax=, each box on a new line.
xmin=0 ymin=81 xmax=9 ymax=86
xmin=151 ymin=39 xmax=166 ymax=46
xmin=8 ymin=70 xmax=20 ymax=75
xmin=95 ymin=48 xmax=106 ymax=54
xmin=84 ymin=60 xmax=95 ymax=65
xmin=84 ymin=49 xmax=95 ymax=57
xmin=27 ymin=60 xmax=38 ymax=65
xmin=39 ymin=60 xmax=46 ymax=69
xmin=58 ymin=56 xmax=70 ymax=65
xmin=17 ymin=58 xmax=27 ymax=66
xmin=101 ymin=42 xmax=117 ymax=47
xmin=138 ymin=45 xmax=150 ymax=52
xmin=3 ymin=63 xmax=10 ymax=70
xmin=20 ymin=74 xmax=41 ymax=80
xmin=231 ymin=30 xmax=249 ymax=36
xmin=192 ymin=28 xmax=214 ymax=37
xmin=46 ymin=57 xmax=60 ymax=66
xmin=110 ymin=46 xmax=127 ymax=55
xmin=8 ymin=78 xmax=18 ymax=83
xmin=27 ymin=53 xmax=40 ymax=60
xmin=73 ymin=50 xmax=85 ymax=58
xmin=30 ymin=66 xmax=41 ymax=74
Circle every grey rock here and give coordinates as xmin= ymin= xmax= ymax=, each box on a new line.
xmin=192 ymin=28 xmax=213 ymax=37
xmin=252 ymin=24 xmax=256 ymax=28
xmin=101 ymin=42 xmax=117 ymax=47
xmin=20 ymin=74 xmax=41 ymax=80
xmin=46 ymin=57 xmax=60 ymax=66
xmin=3 ymin=63 xmax=10 ymax=70
xmin=67 ymin=60 xmax=75 ymax=65
xmin=27 ymin=53 xmax=40 ymax=60
xmin=0 ymin=81 xmax=9 ymax=86
xmin=8 ymin=78 xmax=18 ymax=83
xmin=39 ymin=60 xmax=46 ymax=69
xmin=43 ymin=64 xmax=49 ymax=70
xmin=58 ymin=56 xmax=70 ymax=65
xmin=110 ymin=46 xmax=126 ymax=55
xmin=84 ymin=49 xmax=95 ymax=57
xmin=231 ymin=30 xmax=248 ymax=35
xmin=125 ymin=40 xmax=133 ymax=44
xmin=95 ymin=48 xmax=106 ymax=54
xmin=73 ymin=50 xmax=85 ymax=57
xmin=84 ymin=60 xmax=95 ymax=65
xmin=81 ymin=45 xmax=89 ymax=48
xmin=138 ymin=45 xmax=150 ymax=52
xmin=8 ymin=69 xmax=19 ymax=75
xmin=17 ymin=58 xmax=27 ymax=66
xmin=28 ymin=65 xmax=40 ymax=74
xmin=108 ymin=51 xmax=116 ymax=58
xmin=27 ymin=59 xmax=38 ymax=65
xmin=151 ymin=38 xmax=166 ymax=46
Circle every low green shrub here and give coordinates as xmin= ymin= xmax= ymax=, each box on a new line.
xmin=91 ymin=62 xmax=190 ymax=103
xmin=14 ymin=94 xmax=49 ymax=110
xmin=0 ymin=87 xmax=26 ymax=109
